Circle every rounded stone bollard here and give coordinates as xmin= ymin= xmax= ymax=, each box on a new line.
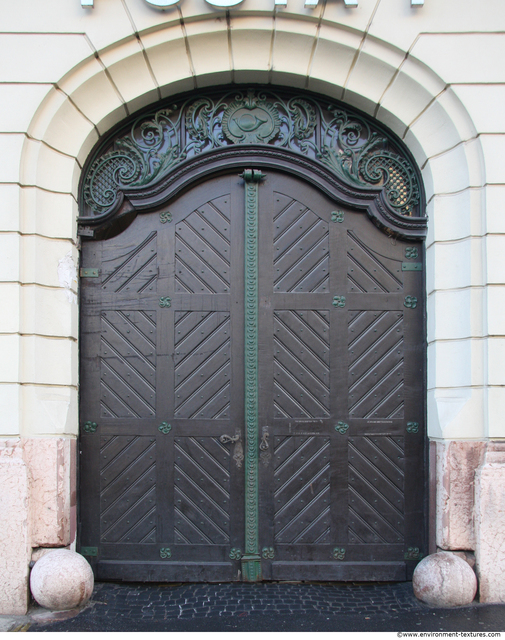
xmin=30 ymin=549 xmax=94 ymax=611
xmin=413 ymin=551 xmax=477 ymax=607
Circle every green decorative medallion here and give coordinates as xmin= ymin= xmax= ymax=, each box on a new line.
xmin=405 ymin=246 xmax=419 ymax=259
xmin=335 ymin=421 xmax=349 ymax=435
xmin=158 ymin=422 xmax=172 ymax=434
xmin=404 ymin=547 xmax=422 ymax=560
xmin=83 ymin=421 xmax=98 ymax=433
xmin=262 ymin=547 xmax=275 ymax=560
xmin=331 ymin=210 xmax=344 ymax=223
xmin=406 ymin=422 xmax=419 ymax=434
xmin=222 ymin=90 xmax=282 ymax=144
xmin=229 ymin=548 xmax=242 ymax=560
xmin=241 ymin=169 xmax=264 ymax=582
xmin=404 ymin=295 xmax=417 ymax=309
xmin=160 ymin=211 xmax=172 ymax=224
xmin=159 ymin=547 xmax=171 ymax=559
xmin=333 ymin=296 xmax=346 ymax=308
xmin=159 ymin=296 xmax=171 ymax=308
xmin=332 ymin=547 xmax=346 ymax=560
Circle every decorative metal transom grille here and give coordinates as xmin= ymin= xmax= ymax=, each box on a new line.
xmin=79 ymin=87 xmax=425 ymax=231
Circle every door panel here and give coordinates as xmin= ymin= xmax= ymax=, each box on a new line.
xmin=100 ymin=309 xmax=157 ymax=419
xmin=273 ymin=310 xmax=331 ymax=418
xmin=348 ymin=435 xmax=405 ymax=544
xmin=273 ymin=435 xmax=331 ymax=544
xmin=79 ymin=170 xmax=425 ymax=582
xmin=347 ymin=310 xmax=405 ymax=419
xmin=173 ymin=311 xmax=231 ymax=420
xmin=100 ymin=435 xmax=157 ymax=545
xmin=257 ymin=172 xmax=424 ymax=581
xmin=173 ymin=435 xmax=232 ymax=544
xmin=80 ymin=174 xmax=245 ymax=581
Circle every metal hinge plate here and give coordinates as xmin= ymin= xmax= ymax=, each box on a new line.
xmin=80 ymin=546 xmax=98 ymax=556
xmin=80 ymin=268 xmax=100 ymax=278
xmin=401 ymin=262 xmax=422 ymax=271
xmin=77 ymin=226 xmax=94 ymax=237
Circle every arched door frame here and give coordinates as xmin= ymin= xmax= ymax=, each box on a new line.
xmin=77 ymin=85 xmax=428 ymax=581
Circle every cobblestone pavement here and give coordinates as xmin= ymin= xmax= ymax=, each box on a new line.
xmin=20 ymin=581 xmax=505 ymax=632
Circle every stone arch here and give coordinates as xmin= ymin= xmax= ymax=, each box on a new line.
xmin=20 ymin=13 xmax=485 ymax=443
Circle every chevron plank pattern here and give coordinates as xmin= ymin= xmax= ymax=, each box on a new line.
xmin=175 ymin=195 xmax=231 ymax=294
xmin=347 ymin=231 xmax=403 ymax=293
xmin=100 ymin=310 xmax=157 ymax=418
xmin=100 ymin=435 xmax=157 ymax=544
xmin=348 ymin=311 xmax=404 ymax=419
xmin=273 ymin=436 xmax=331 ymax=544
xmin=273 ymin=310 xmax=330 ymax=418
xmin=174 ymin=436 xmax=231 ymax=544
xmin=273 ymin=192 xmax=329 ymax=293
xmin=174 ymin=312 xmax=231 ymax=420
xmin=102 ymin=231 xmax=158 ymax=294
xmin=348 ymin=436 xmax=404 ymax=544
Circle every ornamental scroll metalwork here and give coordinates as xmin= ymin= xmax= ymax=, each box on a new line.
xmin=80 ymin=88 xmax=423 ymax=224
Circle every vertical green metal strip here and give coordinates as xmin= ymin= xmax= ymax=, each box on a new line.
xmin=241 ymin=169 xmax=264 ymax=582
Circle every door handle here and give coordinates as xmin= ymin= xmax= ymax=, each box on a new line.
xmin=220 ymin=432 xmax=244 ymax=469
xmin=260 ymin=427 xmax=269 ymax=451
xmin=220 ymin=434 xmax=240 ymax=444
xmin=260 ymin=427 xmax=271 ymax=466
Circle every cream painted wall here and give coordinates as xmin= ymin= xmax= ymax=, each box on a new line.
xmin=0 ymin=0 xmax=502 ymax=442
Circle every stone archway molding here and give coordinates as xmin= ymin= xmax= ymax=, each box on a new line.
xmin=20 ymin=15 xmax=485 ymax=444
xmin=22 ymin=17 xmax=482 ymax=215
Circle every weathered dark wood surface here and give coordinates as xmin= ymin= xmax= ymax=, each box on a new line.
xmin=79 ymin=170 xmax=425 ymax=582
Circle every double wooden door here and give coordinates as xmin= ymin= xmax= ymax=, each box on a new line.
xmin=79 ymin=170 xmax=425 ymax=582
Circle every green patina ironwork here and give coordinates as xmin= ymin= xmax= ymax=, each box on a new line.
xmin=229 ymin=548 xmax=242 ymax=560
xmin=80 ymin=268 xmax=99 ymax=278
xmin=81 ymin=88 xmax=422 ymax=222
xmin=159 ymin=547 xmax=171 ymax=559
xmin=241 ymin=169 xmax=264 ymax=582
xmin=159 ymin=296 xmax=171 ymax=308
xmin=83 ymin=421 xmax=98 ymax=433
xmin=402 ymin=262 xmax=422 ymax=271
xmin=406 ymin=422 xmax=419 ymax=434
xmin=333 ymin=296 xmax=346 ymax=308
xmin=80 ymin=546 xmax=98 ymax=557
xmin=335 ymin=421 xmax=349 ymax=435
xmin=332 ymin=547 xmax=346 ymax=560
xmin=404 ymin=547 xmax=423 ymax=560
xmin=262 ymin=547 xmax=275 ymax=559
xmin=405 ymin=246 xmax=419 ymax=259
xmin=158 ymin=422 xmax=172 ymax=434
xmin=331 ymin=210 xmax=344 ymax=223
xmin=404 ymin=295 xmax=418 ymax=309
xmin=160 ymin=211 xmax=172 ymax=224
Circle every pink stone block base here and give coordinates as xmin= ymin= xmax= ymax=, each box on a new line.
xmin=475 ymin=442 xmax=505 ymax=603
xmin=436 ymin=440 xmax=486 ymax=551
xmin=0 ymin=437 xmax=76 ymax=615
xmin=0 ymin=440 xmax=30 ymax=614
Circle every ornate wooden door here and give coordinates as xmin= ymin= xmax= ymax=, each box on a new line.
xmin=79 ymin=175 xmax=246 ymax=581
xmin=256 ymin=172 xmax=425 ymax=581
xmin=79 ymin=170 xmax=425 ymax=582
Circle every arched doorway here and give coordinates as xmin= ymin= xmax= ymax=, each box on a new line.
xmin=78 ymin=87 xmax=427 ymax=582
